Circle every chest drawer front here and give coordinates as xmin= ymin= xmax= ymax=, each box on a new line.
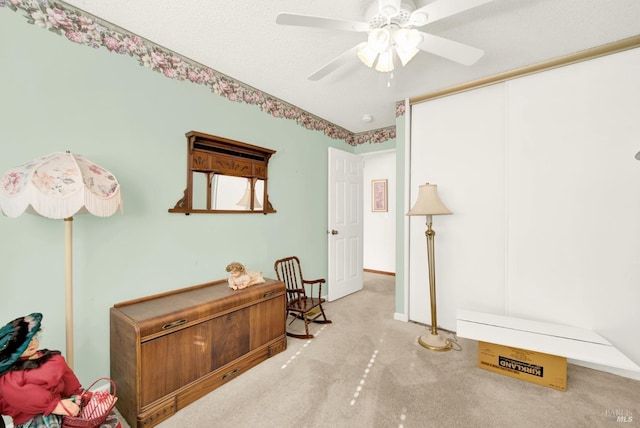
xmin=140 ymin=307 xmax=250 ymax=407
xmin=250 ymin=294 xmax=286 ymax=349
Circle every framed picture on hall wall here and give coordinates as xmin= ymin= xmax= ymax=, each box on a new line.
xmin=371 ymin=179 xmax=387 ymax=212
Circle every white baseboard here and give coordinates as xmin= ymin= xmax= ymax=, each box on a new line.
xmin=394 ymin=312 xmax=409 ymax=322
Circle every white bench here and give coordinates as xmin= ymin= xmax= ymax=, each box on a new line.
xmin=456 ymin=309 xmax=640 ymax=372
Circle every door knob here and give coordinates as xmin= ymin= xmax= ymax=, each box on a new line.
xmin=331 ymin=229 xmax=339 ymax=235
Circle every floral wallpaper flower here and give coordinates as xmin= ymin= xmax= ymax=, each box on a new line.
xmin=2 ymin=0 xmax=404 ymax=146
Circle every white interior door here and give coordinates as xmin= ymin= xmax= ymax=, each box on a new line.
xmin=328 ymin=147 xmax=363 ymax=301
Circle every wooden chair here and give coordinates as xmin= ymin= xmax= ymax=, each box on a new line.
xmin=274 ymin=256 xmax=332 ymax=339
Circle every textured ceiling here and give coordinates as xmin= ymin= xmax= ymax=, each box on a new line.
xmin=61 ymin=0 xmax=640 ymax=134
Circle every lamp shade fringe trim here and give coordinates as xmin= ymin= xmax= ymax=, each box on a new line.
xmin=0 ymin=186 xmax=122 ymax=219
xmin=0 ymin=152 xmax=123 ymax=219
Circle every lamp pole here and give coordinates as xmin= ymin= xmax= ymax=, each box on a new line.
xmin=417 ymin=216 xmax=452 ymax=352
xmin=426 ymin=215 xmax=438 ymax=336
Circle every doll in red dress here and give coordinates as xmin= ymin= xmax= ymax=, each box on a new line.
xmin=0 ymin=313 xmax=82 ymax=428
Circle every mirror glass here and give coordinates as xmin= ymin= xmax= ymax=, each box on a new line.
xmin=191 ymin=174 xmax=264 ymax=211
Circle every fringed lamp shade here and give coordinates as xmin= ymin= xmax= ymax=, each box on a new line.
xmin=0 ymin=152 xmax=122 ymax=219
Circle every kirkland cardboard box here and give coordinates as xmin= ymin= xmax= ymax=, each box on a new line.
xmin=478 ymin=341 xmax=567 ymax=391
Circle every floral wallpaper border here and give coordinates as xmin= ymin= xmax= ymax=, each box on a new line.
xmin=2 ymin=0 xmax=405 ymax=146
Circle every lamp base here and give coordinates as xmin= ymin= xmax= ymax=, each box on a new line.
xmin=418 ymin=332 xmax=452 ymax=352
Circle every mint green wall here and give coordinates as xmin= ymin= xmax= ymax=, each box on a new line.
xmin=0 ymin=10 xmax=353 ymax=383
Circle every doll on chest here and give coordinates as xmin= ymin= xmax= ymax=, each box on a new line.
xmin=225 ymin=262 xmax=265 ymax=290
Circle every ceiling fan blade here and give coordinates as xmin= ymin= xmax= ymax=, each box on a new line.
xmin=307 ymin=43 xmax=366 ymax=81
xmin=417 ymin=32 xmax=484 ymax=65
xmin=276 ymin=13 xmax=369 ymax=32
xmin=411 ymin=0 xmax=496 ymax=26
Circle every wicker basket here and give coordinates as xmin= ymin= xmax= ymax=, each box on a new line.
xmin=62 ymin=378 xmax=117 ymax=428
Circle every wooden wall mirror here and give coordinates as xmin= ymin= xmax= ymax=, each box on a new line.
xmin=169 ymin=131 xmax=276 ymax=214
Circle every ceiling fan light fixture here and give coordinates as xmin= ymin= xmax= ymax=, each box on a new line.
xmin=395 ymin=46 xmax=419 ymax=66
xmin=367 ymin=27 xmax=391 ymax=52
xmin=394 ymin=28 xmax=422 ymax=50
xmin=375 ymin=49 xmax=395 ymax=72
xmin=394 ymin=28 xmax=422 ymax=66
xmin=357 ymin=44 xmax=379 ymax=68
xmin=359 ymin=27 xmax=392 ymax=69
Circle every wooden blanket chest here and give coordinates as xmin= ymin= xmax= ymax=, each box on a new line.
xmin=110 ymin=278 xmax=286 ymax=427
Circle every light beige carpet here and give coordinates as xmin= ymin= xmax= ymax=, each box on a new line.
xmin=115 ymin=272 xmax=639 ymax=428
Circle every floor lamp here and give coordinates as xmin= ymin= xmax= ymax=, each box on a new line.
xmin=407 ymin=183 xmax=452 ymax=351
xmin=0 ymin=152 xmax=123 ymax=369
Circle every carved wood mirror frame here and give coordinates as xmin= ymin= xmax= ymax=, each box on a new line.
xmin=169 ymin=130 xmax=276 ymax=214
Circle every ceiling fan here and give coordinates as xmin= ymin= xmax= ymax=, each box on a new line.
xmin=276 ymin=0 xmax=495 ymax=80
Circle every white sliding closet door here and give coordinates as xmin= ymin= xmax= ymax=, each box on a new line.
xmin=409 ymin=84 xmax=506 ymax=329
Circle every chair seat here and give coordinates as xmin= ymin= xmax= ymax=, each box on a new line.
xmin=288 ymin=297 xmax=325 ymax=313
